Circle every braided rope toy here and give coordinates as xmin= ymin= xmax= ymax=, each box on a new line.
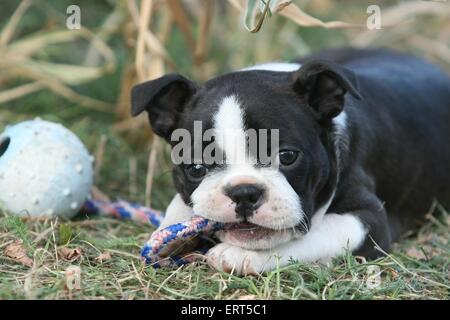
xmin=83 ymin=199 xmax=223 ymax=267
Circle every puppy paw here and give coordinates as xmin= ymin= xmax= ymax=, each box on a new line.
xmin=206 ymin=243 xmax=271 ymax=275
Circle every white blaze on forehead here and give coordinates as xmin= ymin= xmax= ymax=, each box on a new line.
xmin=332 ymin=110 xmax=349 ymax=168
xmin=241 ymin=62 xmax=301 ymax=72
xmin=333 ymin=111 xmax=347 ymax=137
xmin=213 ymin=95 xmax=248 ymax=166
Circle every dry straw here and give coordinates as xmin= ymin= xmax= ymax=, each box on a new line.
xmin=0 ymin=0 xmax=116 ymax=110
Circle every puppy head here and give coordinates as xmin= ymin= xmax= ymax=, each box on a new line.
xmin=132 ymin=61 xmax=360 ymax=250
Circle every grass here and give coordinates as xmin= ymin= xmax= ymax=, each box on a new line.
xmin=0 ymin=205 xmax=448 ymax=300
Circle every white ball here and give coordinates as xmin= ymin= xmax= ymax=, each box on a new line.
xmin=0 ymin=119 xmax=94 ymax=218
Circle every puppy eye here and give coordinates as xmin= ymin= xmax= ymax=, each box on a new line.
xmin=186 ymin=164 xmax=208 ymax=181
xmin=278 ymin=150 xmax=299 ymax=166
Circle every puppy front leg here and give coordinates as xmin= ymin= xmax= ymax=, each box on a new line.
xmin=153 ymin=194 xmax=196 ymax=258
xmin=157 ymin=193 xmax=193 ymax=230
xmin=277 ymin=203 xmax=391 ymax=266
xmin=206 ymin=212 xmax=368 ymax=275
xmin=275 ymin=212 xmax=369 ymax=264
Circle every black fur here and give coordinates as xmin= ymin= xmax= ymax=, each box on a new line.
xmin=132 ymin=48 xmax=450 ymax=259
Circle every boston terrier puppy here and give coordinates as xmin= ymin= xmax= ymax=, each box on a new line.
xmin=131 ymin=48 xmax=450 ymax=275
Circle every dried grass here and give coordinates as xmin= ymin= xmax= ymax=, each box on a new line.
xmin=0 ymin=1 xmax=116 ymax=110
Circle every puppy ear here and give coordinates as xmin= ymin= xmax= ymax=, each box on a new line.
xmin=131 ymin=74 xmax=197 ymax=140
xmin=292 ymin=60 xmax=361 ymax=123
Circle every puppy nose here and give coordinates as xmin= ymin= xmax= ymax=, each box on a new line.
xmin=227 ymin=184 xmax=263 ymax=205
xmin=225 ymin=184 xmax=265 ymax=217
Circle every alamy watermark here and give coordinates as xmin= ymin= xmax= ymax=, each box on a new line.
xmin=365 ymin=265 xmax=382 ymax=289
xmin=170 ymin=121 xmax=280 ymax=167
xmin=66 ymin=5 xmax=81 ymax=30
xmin=366 ymin=5 xmax=382 ymax=30
xmin=65 ymin=3 xmax=448 ymax=32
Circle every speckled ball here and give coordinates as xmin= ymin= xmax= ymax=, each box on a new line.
xmin=0 ymin=119 xmax=94 ymax=218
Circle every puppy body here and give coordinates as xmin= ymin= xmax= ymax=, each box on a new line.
xmin=132 ymin=49 xmax=450 ymax=274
